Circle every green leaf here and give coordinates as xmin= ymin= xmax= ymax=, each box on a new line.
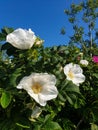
xmin=33 ymin=125 xmax=41 ymax=130
xmin=1 ymin=42 xmax=16 ymax=56
xmin=93 ymin=73 xmax=98 ymax=79
xmin=16 ymin=117 xmax=30 ymax=129
xmin=1 ymin=92 xmax=11 ymax=108
xmin=1 ymin=42 xmax=12 ymax=50
xmin=43 ymin=121 xmax=62 ymax=130
xmin=58 ymin=93 xmax=66 ymax=102
xmin=0 ymin=33 xmax=6 ymax=41
xmin=9 ymin=68 xmax=22 ymax=87
xmin=91 ymin=123 xmax=98 ymax=130
xmin=65 ymin=81 xmax=80 ymax=94
xmin=64 ymin=93 xmax=73 ymax=105
xmin=16 ymin=123 xmax=30 ymax=129
xmin=1 ymin=27 xmax=14 ymax=34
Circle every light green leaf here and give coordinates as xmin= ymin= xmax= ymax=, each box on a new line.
xmin=16 ymin=117 xmax=30 ymax=129
xmin=93 ymin=73 xmax=98 ymax=79
xmin=91 ymin=123 xmax=98 ymax=130
xmin=16 ymin=123 xmax=30 ymax=129
xmin=1 ymin=92 xmax=11 ymax=108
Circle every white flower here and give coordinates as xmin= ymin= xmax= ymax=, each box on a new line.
xmin=80 ymin=60 xmax=88 ymax=66
xmin=6 ymin=28 xmax=36 ymax=49
xmin=16 ymin=73 xmax=58 ymax=106
xmin=64 ymin=63 xmax=85 ymax=86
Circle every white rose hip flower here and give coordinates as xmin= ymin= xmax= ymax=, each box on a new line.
xmin=6 ymin=28 xmax=36 ymax=49
xmin=64 ymin=63 xmax=85 ymax=86
xmin=16 ymin=73 xmax=58 ymax=106
xmin=80 ymin=60 xmax=89 ymax=66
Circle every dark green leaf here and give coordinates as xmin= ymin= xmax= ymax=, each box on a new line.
xmin=1 ymin=42 xmax=12 ymax=50
xmin=58 ymin=93 xmax=66 ymax=102
xmin=43 ymin=121 xmax=62 ymax=130
xmin=64 ymin=93 xmax=73 ymax=105
xmin=0 ymin=33 xmax=6 ymax=41
xmin=65 ymin=81 xmax=80 ymax=94
xmin=9 ymin=68 xmax=22 ymax=87
xmin=1 ymin=27 xmax=14 ymax=35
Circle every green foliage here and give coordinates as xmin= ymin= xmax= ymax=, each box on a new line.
xmin=0 ymin=32 xmax=97 ymax=129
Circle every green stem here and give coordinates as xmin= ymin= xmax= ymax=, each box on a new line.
xmin=75 ymin=116 xmax=84 ymax=130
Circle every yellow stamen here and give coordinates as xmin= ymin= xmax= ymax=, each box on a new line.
xmin=68 ymin=70 xmax=74 ymax=79
xmin=32 ymin=83 xmax=42 ymax=94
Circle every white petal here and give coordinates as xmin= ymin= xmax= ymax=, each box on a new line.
xmin=6 ymin=28 xmax=36 ymax=49
xmin=28 ymin=90 xmax=46 ymax=106
xmin=16 ymin=84 xmax=23 ymax=89
xmin=72 ymin=64 xmax=83 ymax=74
xmin=39 ymin=84 xmax=58 ymax=101
xmin=72 ymin=74 xmax=85 ymax=85
xmin=64 ymin=63 xmax=73 ymax=75
xmin=28 ymin=90 xmax=40 ymax=103
xmin=30 ymin=73 xmax=56 ymax=85
xmin=38 ymin=96 xmax=47 ymax=106
xmin=64 ymin=63 xmax=83 ymax=75
xmin=16 ymin=76 xmax=33 ymax=90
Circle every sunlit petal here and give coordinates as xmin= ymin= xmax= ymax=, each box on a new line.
xmin=6 ymin=28 xmax=36 ymax=49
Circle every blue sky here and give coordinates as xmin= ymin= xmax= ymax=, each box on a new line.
xmin=0 ymin=0 xmax=87 ymax=47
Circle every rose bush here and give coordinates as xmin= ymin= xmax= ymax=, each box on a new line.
xmin=0 ymin=27 xmax=98 ymax=130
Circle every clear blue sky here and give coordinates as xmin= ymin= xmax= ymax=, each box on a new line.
xmin=0 ymin=0 xmax=85 ymax=47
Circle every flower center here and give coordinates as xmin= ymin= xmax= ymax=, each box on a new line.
xmin=32 ymin=83 xmax=42 ymax=94
xmin=68 ymin=70 xmax=74 ymax=79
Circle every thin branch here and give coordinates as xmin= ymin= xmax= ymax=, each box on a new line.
xmin=75 ymin=117 xmax=84 ymax=130
xmin=89 ymin=22 xmax=93 ymax=57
